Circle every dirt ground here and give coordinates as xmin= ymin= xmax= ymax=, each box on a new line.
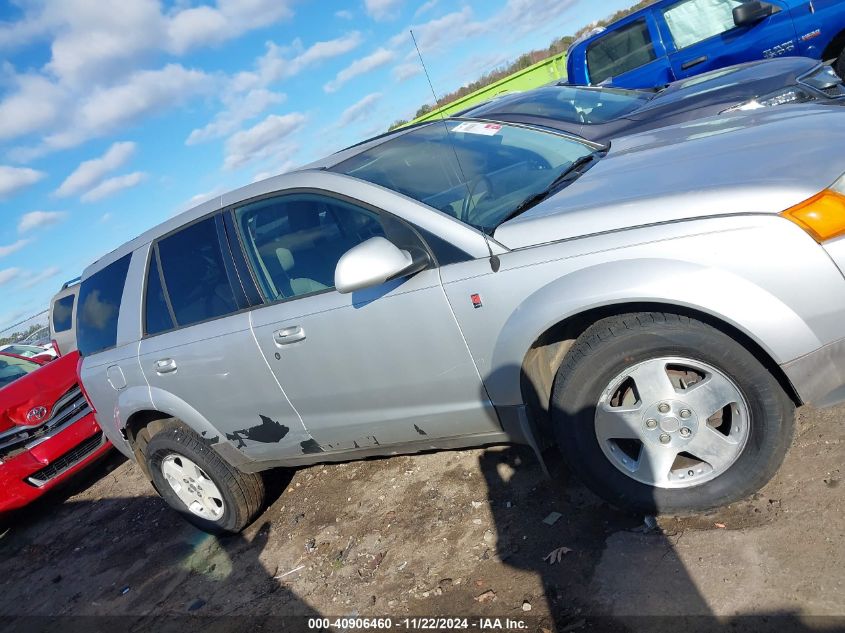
xmin=1 ymin=404 xmax=844 ymax=632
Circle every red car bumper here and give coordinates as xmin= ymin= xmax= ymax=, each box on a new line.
xmin=0 ymin=411 xmax=112 ymax=514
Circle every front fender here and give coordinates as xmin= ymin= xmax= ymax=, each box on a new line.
xmin=485 ymin=257 xmax=821 ymax=406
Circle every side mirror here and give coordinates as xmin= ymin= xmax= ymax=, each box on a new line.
xmin=335 ymin=236 xmax=428 ymax=294
xmin=733 ymin=1 xmax=772 ymax=27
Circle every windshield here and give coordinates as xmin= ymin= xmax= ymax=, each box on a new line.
xmin=331 ymin=120 xmax=597 ymax=232
xmin=465 ymin=86 xmax=652 ymax=124
xmin=0 ymin=345 xmax=42 ymax=358
xmin=0 ymin=354 xmax=39 ymax=390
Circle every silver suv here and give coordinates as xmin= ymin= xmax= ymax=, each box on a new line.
xmin=79 ymin=107 xmax=845 ymax=533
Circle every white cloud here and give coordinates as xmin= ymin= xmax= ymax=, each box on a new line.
xmin=365 ymin=0 xmax=404 ymax=21
xmin=19 ymin=266 xmax=61 ymax=290
xmin=398 ymin=8 xmax=487 ymax=57
xmin=0 ymin=269 xmax=21 ymax=287
xmin=335 ymin=10 xmax=354 ymax=19
xmin=0 ymin=166 xmax=45 ymax=198
xmin=38 ymin=65 xmax=212 ymax=155
xmin=237 ymin=32 xmax=364 ymax=91
xmin=0 ymin=240 xmax=30 ymax=258
xmin=0 ymin=74 xmax=67 ymax=142
xmin=414 ymin=0 xmax=438 ymax=18
xmin=187 ymin=89 xmax=286 ymax=145
xmin=0 ymin=0 xmax=294 ymax=154
xmin=167 ymin=0 xmax=294 ymax=54
xmin=491 ymin=0 xmax=579 ymax=37
xmin=392 ymin=62 xmax=422 ymax=81
xmin=224 ymin=113 xmax=306 ymax=170
xmin=18 ymin=211 xmax=67 ymax=234
xmin=55 ymin=141 xmax=136 ymax=198
xmin=339 ymin=93 xmax=382 ymax=126
xmin=324 ymin=48 xmax=395 ymax=93
xmin=81 ymin=172 xmax=146 ymax=203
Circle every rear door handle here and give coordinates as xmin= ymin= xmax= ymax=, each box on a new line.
xmin=155 ymin=358 xmax=177 ymax=374
xmin=681 ymin=56 xmax=708 ymax=70
xmin=274 ymin=326 xmax=306 ymax=345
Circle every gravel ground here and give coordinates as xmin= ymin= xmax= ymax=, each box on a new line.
xmin=1 ymin=404 xmax=843 ymax=632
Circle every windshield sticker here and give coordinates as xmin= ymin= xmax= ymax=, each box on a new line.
xmin=453 ymin=122 xmax=502 ymax=136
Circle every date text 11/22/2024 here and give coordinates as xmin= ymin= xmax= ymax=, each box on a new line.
xmin=307 ymin=617 xmax=530 ymax=630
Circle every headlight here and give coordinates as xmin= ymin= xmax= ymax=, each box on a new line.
xmin=802 ymin=65 xmax=843 ymax=91
xmin=781 ymin=174 xmax=845 ymax=243
xmin=721 ymin=87 xmax=815 ymax=113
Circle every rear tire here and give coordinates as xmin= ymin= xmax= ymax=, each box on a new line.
xmin=836 ymin=50 xmax=845 ymax=81
xmin=551 ymin=312 xmax=795 ymax=514
xmin=144 ymin=420 xmax=265 ymax=533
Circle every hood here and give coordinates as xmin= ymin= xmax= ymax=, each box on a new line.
xmin=495 ymin=105 xmax=845 ymax=249
xmin=0 ymin=352 xmax=79 ymax=434
xmin=629 ymin=58 xmax=821 ymax=120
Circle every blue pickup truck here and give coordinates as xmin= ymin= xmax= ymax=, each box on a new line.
xmin=566 ymin=0 xmax=845 ymax=88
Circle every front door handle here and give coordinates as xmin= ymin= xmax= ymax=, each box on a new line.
xmin=155 ymin=358 xmax=177 ymax=374
xmin=274 ymin=326 xmax=306 ymax=345
xmin=681 ymin=56 xmax=708 ymax=70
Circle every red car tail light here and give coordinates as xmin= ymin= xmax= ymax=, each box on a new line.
xmin=51 ymin=339 xmax=61 ymax=357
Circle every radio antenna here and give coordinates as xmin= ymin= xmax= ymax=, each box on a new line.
xmin=410 ymin=29 xmax=500 ymax=272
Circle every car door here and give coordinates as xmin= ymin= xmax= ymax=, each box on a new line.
xmin=585 ymin=14 xmax=676 ymax=88
xmin=233 ymin=191 xmax=500 ymax=453
xmin=137 ymin=214 xmax=310 ymax=461
xmin=659 ymin=0 xmax=797 ymax=79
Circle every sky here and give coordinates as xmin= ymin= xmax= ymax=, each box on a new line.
xmin=0 ymin=0 xmax=634 ymax=331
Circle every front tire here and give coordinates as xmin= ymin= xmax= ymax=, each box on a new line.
xmin=551 ymin=312 xmax=795 ymax=514
xmin=836 ymin=50 xmax=845 ymax=81
xmin=144 ymin=420 xmax=265 ymax=533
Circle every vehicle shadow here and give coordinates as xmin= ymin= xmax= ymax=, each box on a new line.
xmin=0 ymin=465 xmax=318 ymax=633
xmin=478 ymin=364 xmax=842 ymax=633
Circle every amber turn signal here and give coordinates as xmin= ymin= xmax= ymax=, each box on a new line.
xmin=781 ymin=189 xmax=845 ymax=243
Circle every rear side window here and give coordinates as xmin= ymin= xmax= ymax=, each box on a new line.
xmin=156 ymin=217 xmax=239 ymax=328
xmin=144 ymin=251 xmax=175 ymax=336
xmin=587 ymin=19 xmax=657 ymax=84
xmin=77 ymin=255 xmax=131 ymax=356
xmin=52 ymin=295 xmax=75 ymax=333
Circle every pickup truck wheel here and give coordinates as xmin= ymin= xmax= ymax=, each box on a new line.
xmin=145 ymin=421 xmax=265 ymax=534
xmin=551 ymin=312 xmax=794 ymax=514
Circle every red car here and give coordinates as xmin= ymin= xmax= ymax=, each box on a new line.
xmin=0 ymin=350 xmax=110 ymax=514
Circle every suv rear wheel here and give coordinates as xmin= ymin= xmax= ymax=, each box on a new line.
xmin=144 ymin=420 xmax=265 ymax=533
xmin=551 ymin=312 xmax=795 ymax=514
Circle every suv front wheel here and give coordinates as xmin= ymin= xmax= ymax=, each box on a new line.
xmin=144 ymin=420 xmax=266 ymax=533
xmin=552 ymin=312 xmax=795 ymax=514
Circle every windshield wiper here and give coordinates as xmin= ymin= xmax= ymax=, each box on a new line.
xmin=497 ymin=151 xmax=606 ymax=226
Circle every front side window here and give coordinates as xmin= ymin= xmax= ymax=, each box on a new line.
xmin=52 ymin=295 xmax=75 ymax=333
xmin=331 ymin=121 xmax=595 ymax=233
xmin=0 ymin=354 xmax=39 ymax=390
xmin=156 ymin=217 xmax=239 ymax=328
xmin=587 ymin=19 xmax=657 ymax=84
xmin=77 ymin=254 xmax=131 ymax=356
xmin=663 ymin=0 xmax=744 ymax=49
xmin=235 ymin=194 xmax=426 ymax=302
